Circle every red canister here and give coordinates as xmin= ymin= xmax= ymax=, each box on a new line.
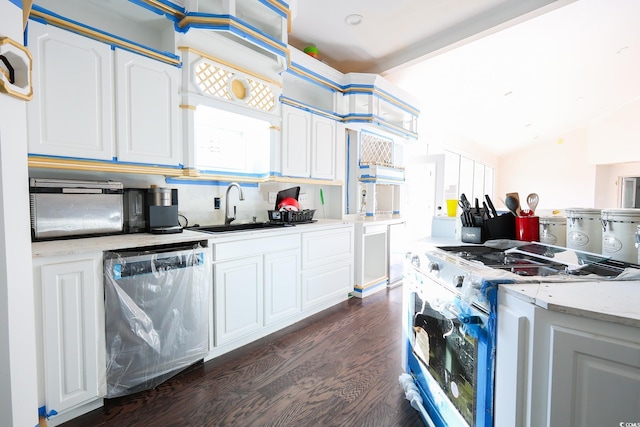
xmin=515 ymin=216 xmax=540 ymax=242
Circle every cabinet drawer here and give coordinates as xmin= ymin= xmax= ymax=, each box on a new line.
xmin=302 ymin=227 xmax=354 ymax=270
xmin=213 ymin=234 xmax=299 ymax=261
xmin=302 ymin=260 xmax=353 ymax=309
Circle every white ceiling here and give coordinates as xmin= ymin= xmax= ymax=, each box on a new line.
xmin=288 ymin=0 xmax=640 ymax=157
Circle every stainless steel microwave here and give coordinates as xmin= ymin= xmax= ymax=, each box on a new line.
xmin=29 ymin=178 xmax=124 ymax=240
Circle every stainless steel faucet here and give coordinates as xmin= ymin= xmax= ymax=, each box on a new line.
xmin=224 ymin=182 xmax=245 ymax=225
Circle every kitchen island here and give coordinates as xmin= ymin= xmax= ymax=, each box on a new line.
xmin=497 ymin=277 xmax=640 ymax=426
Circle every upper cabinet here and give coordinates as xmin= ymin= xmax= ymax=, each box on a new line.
xmin=114 ymin=49 xmax=180 ymax=165
xmin=27 ymin=21 xmax=114 ymax=161
xmin=281 ymin=104 xmax=336 ymax=180
xmin=26 ymin=16 xmax=181 ymax=168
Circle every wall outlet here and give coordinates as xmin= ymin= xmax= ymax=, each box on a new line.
xmin=214 ymin=197 xmax=221 ymax=209
xmin=268 ymin=192 xmax=277 ymax=204
xmin=298 ymin=193 xmax=308 ymax=203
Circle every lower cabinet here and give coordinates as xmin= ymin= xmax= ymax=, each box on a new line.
xmin=209 ymin=224 xmax=353 ymax=357
xmin=213 ymin=255 xmax=264 ymax=346
xmin=301 ymin=226 xmax=354 ymax=309
xmin=265 ymin=249 xmax=301 ymax=325
xmin=496 ymin=289 xmax=640 ymax=427
xmin=211 ymin=234 xmax=300 ymax=349
xmin=33 ymin=252 xmax=106 ymax=423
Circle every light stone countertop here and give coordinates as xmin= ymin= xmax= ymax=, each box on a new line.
xmin=32 ymin=219 xmax=352 ymax=258
xmin=501 ymin=280 xmax=640 ymax=328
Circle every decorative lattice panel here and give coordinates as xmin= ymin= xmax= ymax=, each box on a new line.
xmin=360 ymin=133 xmax=393 ymax=167
xmin=194 ymin=60 xmax=275 ymax=112
xmin=195 ymin=62 xmax=233 ymax=100
xmin=247 ymin=79 xmax=276 ymax=111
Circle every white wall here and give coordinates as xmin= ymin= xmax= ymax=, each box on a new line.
xmin=0 ymin=1 xmax=39 ymax=426
xmin=594 ymin=161 xmax=640 ymax=208
xmin=495 ymin=128 xmax=597 ymax=214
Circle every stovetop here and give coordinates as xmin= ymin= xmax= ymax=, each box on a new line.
xmin=407 ymin=241 xmax=640 ymax=312
xmin=436 ymin=244 xmax=632 ymax=278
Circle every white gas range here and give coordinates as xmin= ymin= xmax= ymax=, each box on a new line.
xmin=400 ymin=240 xmax=640 ymax=427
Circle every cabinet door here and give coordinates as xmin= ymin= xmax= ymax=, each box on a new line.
xmin=27 ymin=21 xmax=114 ymax=160
xmin=41 ymin=257 xmax=105 ymax=414
xmin=115 ymin=49 xmax=180 ymax=166
xmin=281 ymin=104 xmax=311 ymax=177
xmin=302 ymin=261 xmax=352 ymax=309
xmin=310 ymin=115 xmax=336 ymax=179
xmin=214 ymin=256 xmax=263 ymax=346
xmin=548 ymin=324 xmax=640 ymax=426
xmin=264 ymin=249 xmax=301 ymax=325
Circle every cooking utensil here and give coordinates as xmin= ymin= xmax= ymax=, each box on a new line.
xmin=506 ymin=192 xmax=521 ymax=215
xmin=458 ymin=194 xmax=473 ymax=226
xmin=505 ymin=195 xmax=519 ymax=216
xmin=526 ymin=193 xmax=539 ymax=214
xmin=320 ymin=188 xmax=325 ymax=218
xmin=485 ymin=194 xmax=498 ymax=217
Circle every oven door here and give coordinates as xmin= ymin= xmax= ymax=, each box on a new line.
xmin=403 ymin=267 xmax=494 ymax=427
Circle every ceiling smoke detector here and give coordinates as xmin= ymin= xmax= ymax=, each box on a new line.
xmin=345 ymin=14 xmax=363 ymax=25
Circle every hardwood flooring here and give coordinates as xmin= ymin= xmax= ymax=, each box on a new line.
xmin=61 ymin=285 xmax=423 ymax=427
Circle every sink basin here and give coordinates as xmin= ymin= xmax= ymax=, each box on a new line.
xmin=187 ymin=222 xmax=288 ymax=234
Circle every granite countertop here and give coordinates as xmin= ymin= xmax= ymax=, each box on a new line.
xmin=501 ymin=280 xmax=640 ymax=328
xmin=32 ymin=219 xmax=352 ymax=258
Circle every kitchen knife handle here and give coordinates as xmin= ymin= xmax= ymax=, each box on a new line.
xmin=485 ymin=194 xmax=498 ymax=217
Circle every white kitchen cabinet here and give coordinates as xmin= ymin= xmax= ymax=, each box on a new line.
xmin=353 ymin=222 xmax=389 ymax=298
xmin=264 ymin=249 xmax=301 ymax=325
xmin=281 ymin=104 xmax=336 ymax=180
xmin=301 ymin=226 xmax=354 ymax=309
xmin=27 ymin=21 xmax=180 ymax=167
xmin=496 ymin=288 xmax=640 ymax=427
xmin=547 ymin=323 xmax=640 ymax=426
xmin=27 ymin=21 xmax=114 ymax=160
xmin=213 ymin=255 xmax=264 ymax=346
xmin=33 ymin=252 xmax=105 ymax=420
xmin=211 ymin=233 xmax=300 ymax=347
xmin=114 ymin=49 xmax=180 ymax=165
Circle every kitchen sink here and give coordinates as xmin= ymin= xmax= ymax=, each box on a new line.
xmin=187 ymin=222 xmax=289 ymax=234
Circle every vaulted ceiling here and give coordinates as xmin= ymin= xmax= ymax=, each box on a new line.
xmin=288 ymin=0 xmax=640 ymax=156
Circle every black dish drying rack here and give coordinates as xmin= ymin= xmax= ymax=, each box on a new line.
xmin=268 ymin=209 xmax=316 ymax=224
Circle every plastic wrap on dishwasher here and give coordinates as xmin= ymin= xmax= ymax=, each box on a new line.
xmin=103 ymin=243 xmax=211 ymax=398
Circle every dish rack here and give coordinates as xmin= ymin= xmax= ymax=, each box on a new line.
xmin=268 ymin=209 xmax=316 ymax=224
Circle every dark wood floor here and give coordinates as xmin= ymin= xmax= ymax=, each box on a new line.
xmin=62 ymin=285 xmax=423 ymax=427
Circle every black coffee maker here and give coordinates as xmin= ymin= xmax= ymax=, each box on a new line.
xmin=147 ymin=186 xmax=182 ymax=234
xmin=123 ymin=186 xmax=182 ymax=234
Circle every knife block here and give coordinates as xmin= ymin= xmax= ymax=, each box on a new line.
xmin=461 ymin=213 xmax=515 ymax=243
xmin=484 ymin=213 xmax=516 ymax=241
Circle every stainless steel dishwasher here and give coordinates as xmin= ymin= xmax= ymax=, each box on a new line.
xmin=103 ymin=242 xmax=210 ymax=398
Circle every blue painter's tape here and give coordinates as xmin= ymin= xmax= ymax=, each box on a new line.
xmin=113 ymin=263 xmax=122 ymax=281
xmin=285 ymin=67 xmax=338 ymax=93
xmin=128 ymin=0 xmax=184 ymax=23
xmin=164 ymin=178 xmax=260 ymax=188
xmin=258 ymin=0 xmax=288 ymax=18
xmin=345 ymin=132 xmax=351 ymax=215
xmin=28 ymin=153 xmax=184 ymax=170
xmin=28 ymin=5 xmax=180 ymax=63
xmin=287 ymin=63 xmax=340 ymax=92
xmin=177 ymin=13 xmax=286 ymax=57
xmin=9 ymin=0 xmax=21 ymax=9
xmin=279 ymin=97 xmax=338 ymax=119
xmin=37 ymin=406 xmax=58 ymax=420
